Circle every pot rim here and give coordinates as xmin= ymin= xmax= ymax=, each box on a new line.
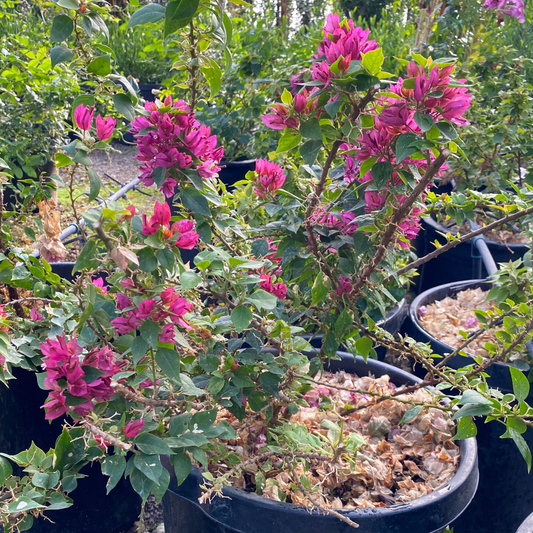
xmin=168 ymin=353 xmax=478 ymax=524
xmin=410 ymin=278 xmax=497 ymax=361
xmin=516 ymin=511 xmax=533 ymax=533
xmin=422 ymin=214 xmax=528 ymax=250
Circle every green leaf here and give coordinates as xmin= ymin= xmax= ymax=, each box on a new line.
xmin=140 ymin=319 xmax=159 ymax=348
xmin=87 ymin=55 xmax=111 ymax=76
xmin=87 ymin=168 xmax=101 ymax=202
xmin=169 ymin=413 xmax=192 ymax=436
xmin=452 ymin=403 xmax=493 ymax=420
xmin=7 ymin=497 xmax=45 ymax=513
xmin=157 ymin=248 xmax=175 ymax=271
xmin=181 ymin=187 xmax=211 ymax=217
xmin=395 ymin=133 xmax=419 ymax=163
xmin=101 ymin=455 xmax=126 ymax=494
xmin=371 ymin=161 xmax=392 ymax=188
xmin=130 ymin=468 xmax=154 ymax=502
xmin=173 ymin=451 xmax=191 ymax=486
xmin=452 ymin=416 xmax=477 ymax=440
xmin=300 ymin=139 xmax=322 ymax=166
xmin=399 ymin=406 xmax=422 ymax=425
xmin=334 ymin=310 xmax=352 ymax=340
xmin=231 ymin=306 xmax=253 ymax=333
xmin=311 ymin=271 xmax=328 ymax=305
xmin=134 ymin=454 xmax=162 ymax=484
xmin=410 ymin=52 xmax=427 ymax=66
xmin=458 ymin=390 xmax=492 ymax=405
xmin=509 ymin=428 xmax=532 ymax=473
xmin=156 ymin=348 xmax=181 ymax=381
xmin=53 ymin=429 xmax=74 ymax=472
xmin=57 ymin=0 xmax=79 ymax=8
xmin=276 ymin=132 xmax=302 ymax=153
xmin=131 ymin=336 xmax=149 ymax=366
xmin=46 ymin=492 xmax=72 ymax=511
xmin=113 ymin=93 xmax=136 ymax=122
xmin=300 ymin=118 xmax=322 ymax=141
xmin=55 ymin=152 xmax=72 ymax=169
xmin=138 ymin=247 xmax=158 ymax=272
xmin=324 ymin=98 xmax=344 ymax=118
xmin=200 ymin=58 xmax=222 ymax=98
xmin=355 ymin=337 xmax=372 ymax=358
xmin=50 ymin=45 xmax=75 ymax=68
xmin=436 ymin=121 xmax=457 ymax=140
xmin=362 ymin=48 xmax=384 ymax=75
xmin=32 ymin=471 xmax=60 ymax=490
xmin=510 ymin=367 xmax=530 ymax=404
xmin=18 ymin=515 xmax=34 ymax=531
xmin=152 ymin=467 xmax=170 ymax=504
xmin=0 ymin=456 xmax=12 ymax=486
xmin=73 ymin=240 xmax=98 ymax=272
xmin=359 ymin=155 xmax=377 ymax=178
xmin=165 ymin=0 xmax=200 ymax=37
xmin=181 ymin=270 xmax=201 ymax=289
xmin=127 ymin=3 xmax=165 ymax=28
xmin=50 ymin=15 xmax=74 ymax=42
xmin=281 ymin=88 xmax=292 ymax=105
xmin=134 ymin=434 xmax=173 ymax=455
xmin=259 ymin=372 xmax=281 ymax=396
xmin=414 ymin=111 xmax=434 ymax=132
xmin=246 ymin=289 xmax=278 ymax=310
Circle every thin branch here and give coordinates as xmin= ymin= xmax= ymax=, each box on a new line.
xmin=2 ymin=297 xmax=55 ymax=306
xmin=395 ymin=204 xmax=533 ymax=278
xmin=287 ymin=461 xmax=359 ymax=529
xmin=112 ymin=383 xmax=204 ymax=410
xmin=82 ymin=421 xmax=132 ymax=451
xmin=351 ymin=150 xmax=450 ymax=297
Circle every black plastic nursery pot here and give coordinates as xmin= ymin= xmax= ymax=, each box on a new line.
xmin=302 ymin=297 xmax=408 ymax=355
xmin=0 ymin=262 xmax=141 ymax=533
xmin=162 ymin=353 xmax=478 ymax=533
xmin=413 ymin=215 xmax=528 ymax=293
xmin=407 ymin=279 xmax=533 ymax=533
xmin=138 ymin=83 xmax=164 ymax=102
xmin=3 ymin=160 xmax=56 ymax=211
xmin=219 ymin=159 xmax=256 ymax=188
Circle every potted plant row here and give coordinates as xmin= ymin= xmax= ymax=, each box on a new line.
xmin=0 ymin=3 xmax=533 ymax=533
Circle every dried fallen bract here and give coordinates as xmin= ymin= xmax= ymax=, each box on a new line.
xmin=419 ymin=287 xmax=496 ymax=357
xmin=419 ymin=287 xmax=530 ymax=362
xmin=214 ymin=370 xmax=459 ymax=510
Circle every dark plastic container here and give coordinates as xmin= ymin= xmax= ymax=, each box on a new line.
xmin=414 ymin=216 xmax=528 ymax=293
xmin=219 ymin=159 xmax=256 ymax=188
xmin=0 ymin=263 xmax=141 ymax=532
xmin=138 ymin=83 xmax=163 ymax=102
xmin=407 ymin=279 xmax=533 ymax=533
xmin=162 ymin=353 xmax=478 ymax=533
xmin=303 ymin=298 xmax=409 ymax=356
xmin=517 ymin=512 xmax=533 ymax=533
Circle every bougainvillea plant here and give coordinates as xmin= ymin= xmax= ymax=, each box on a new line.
xmin=2 ymin=10 xmax=533 ymax=533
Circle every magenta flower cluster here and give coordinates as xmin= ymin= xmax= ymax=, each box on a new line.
xmin=484 ymin=0 xmax=525 ymax=22
xmin=110 ymin=283 xmax=192 ymax=341
xmin=40 ymin=335 xmax=123 ymax=420
xmin=131 ymin=96 xmax=224 ymax=198
xmin=74 ymin=105 xmax=116 ymax=141
xmin=253 ymin=159 xmax=286 ymax=198
xmin=141 ymin=200 xmax=199 ymax=250
xmin=313 ymin=13 xmax=378 ymax=86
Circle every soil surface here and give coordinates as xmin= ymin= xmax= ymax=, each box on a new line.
xmin=419 ymin=287 xmax=529 ymax=362
xmin=437 ymin=213 xmax=530 ymax=245
xmin=215 ymin=369 xmax=459 ymax=510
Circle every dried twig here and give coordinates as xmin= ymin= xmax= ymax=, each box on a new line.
xmin=82 ymin=421 xmax=132 ymax=451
